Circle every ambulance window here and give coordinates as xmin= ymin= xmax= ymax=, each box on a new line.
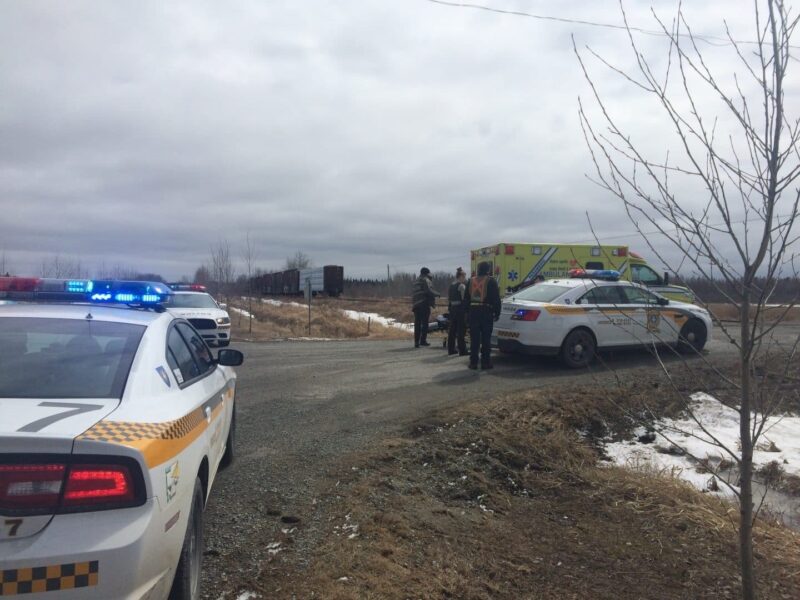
xmin=586 ymin=262 xmax=604 ymax=270
xmin=632 ymin=264 xmax=662 ymax=284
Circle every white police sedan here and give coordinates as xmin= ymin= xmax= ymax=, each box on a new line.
xmin=492 ymin=270 xmax=712 ymax=368
xmin=165 ymin=286 xmax=231 ymax=348
xmin=0 ymin=277 xmax=242 ymax=599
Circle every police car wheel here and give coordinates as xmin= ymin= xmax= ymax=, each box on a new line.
xmin=677 ymin=319 xmax=707 ymax=354
xmin=560 ymin=328 xmax=596 ymax=369
xmin=218 ymin=340 xmax=230 ymax=347
xmin=220 ymin=405 xmax=236 ymax=469
xmin=170 ymin=477 xmax=204 ymax=600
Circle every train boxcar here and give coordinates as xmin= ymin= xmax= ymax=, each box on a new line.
xmin=255 ymin=265 xmax=344 ymax=297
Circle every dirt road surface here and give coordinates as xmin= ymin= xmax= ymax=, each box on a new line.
xmin=201 ymin=325 xmax=800 ymax=598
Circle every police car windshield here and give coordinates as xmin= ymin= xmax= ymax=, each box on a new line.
xmin=167 ymin=294 xmax=219 ymax=309
xmin=511 ymin=284 xmax=570 ymax=303
xmin=0 ymin=318 xmax=145 ymax=399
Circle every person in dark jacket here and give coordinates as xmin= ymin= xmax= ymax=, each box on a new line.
xmin=447 ymin=267 xmax=468 ymax=356
xmin=411 ymin=267 xmax=440 ymax=347
xmin=466 ymin=261 xmax=502 ymax=369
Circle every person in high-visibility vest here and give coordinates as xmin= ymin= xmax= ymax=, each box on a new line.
xmin=466 ymin=261 xmax=502 ymax=369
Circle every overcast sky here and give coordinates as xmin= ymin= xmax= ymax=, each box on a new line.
xmin=0 ymin=1 xmax=787 ymax=280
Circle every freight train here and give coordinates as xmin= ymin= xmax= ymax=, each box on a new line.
xmin=254 ymin=265 xmax=344 ymax=297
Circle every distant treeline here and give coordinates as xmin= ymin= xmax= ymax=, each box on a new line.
xmin=344 ymin=271 xmax=454 ymax=299
xmin=682 ymin=276 xmax=799 ymax=304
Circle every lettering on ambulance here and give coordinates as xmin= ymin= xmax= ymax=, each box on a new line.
xmin=522 ymin=247 xmax=557 ymax=283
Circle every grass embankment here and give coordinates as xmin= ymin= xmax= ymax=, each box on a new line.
xmin=228 ymin=297 xmax=413 ymax=341
xmin=706 ymin=303 xmax=800 ymax=322
xmin=261 ymin=372 xmax=800 ymax=599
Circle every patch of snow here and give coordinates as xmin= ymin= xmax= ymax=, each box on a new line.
xmin=605 ymin=392 xmax=800 ymax=495
xmin=341 ymin=309 xmax=413 ymax=332
xmin=287 ymin=337 xmax=336 ymax=342
xmin=229 ymin=307 xmax=255 ymax=320
xmin=259 ymin=298 xmax=304 ymax=308
xmin=236 ymin=592 xmax=258 ymax=600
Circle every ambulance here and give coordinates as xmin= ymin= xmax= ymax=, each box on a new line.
xmin=470 ymin=243 xmax=694 ymax=303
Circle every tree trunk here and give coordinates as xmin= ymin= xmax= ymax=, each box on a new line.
xmin=739 ymin=287 xmax=756 ymax=600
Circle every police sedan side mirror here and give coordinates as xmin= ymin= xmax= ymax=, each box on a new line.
xmin=657 ymin=297 xmax=670 ymax=306
xmin=217 ymin=348 xmax=244 ymax=366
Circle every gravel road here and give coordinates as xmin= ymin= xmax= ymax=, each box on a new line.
xmin=200 ymin=325 xmax=800 ymax=598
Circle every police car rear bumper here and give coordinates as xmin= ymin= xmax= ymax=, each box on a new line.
xmin=493 ymin=336 xmax=560 ymax=356
xmin=0 ymin=499 xmax=173 ymax=599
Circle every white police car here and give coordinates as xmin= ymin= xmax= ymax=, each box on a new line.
xmin=165 ymin=286 xmax=231 ymax=348
xmin=492 ymin=270 xmax=712 ymax=368
xmin=0 ymin=277 xmax=242 ymax=599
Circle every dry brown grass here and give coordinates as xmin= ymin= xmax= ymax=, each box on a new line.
xmin=227 ymin=298 xmax=412 ymax=342
xmin=706 ymin=302 xmax=800 ymax=322
xmin=258 ymin=382 xmax=800 ymax=599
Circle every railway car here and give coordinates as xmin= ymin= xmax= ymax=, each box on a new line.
xmin=253 ymin=265 xmax=344 ymax=297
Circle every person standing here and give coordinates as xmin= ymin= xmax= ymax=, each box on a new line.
xmin=411 ymin=267 xmax=439 ymax=348
xmin=466 ymin=261 xmax=502 ymax=369
xmin=447 ymin=267 xmax=468 ymax=356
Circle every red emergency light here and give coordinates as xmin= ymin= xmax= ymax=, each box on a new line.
xmin=505 ymin=245 xmax=515 ymax=255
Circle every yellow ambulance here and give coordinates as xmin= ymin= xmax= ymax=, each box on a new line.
xmin=470 ymin=243 xmax=694 ymax=303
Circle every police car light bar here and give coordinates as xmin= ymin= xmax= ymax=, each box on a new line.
xmin=568 ymin=269 xmax=621 ymax=281
xmin=167 ymin=283 xmax=207 ymax=292
xmin=0 ymin=277 xmax=171 ymax=306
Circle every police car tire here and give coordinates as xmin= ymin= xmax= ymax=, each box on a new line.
xmin=220 ymin=405 xmax=236 ymax=469
xmin=560 ymin=328 xmax=596 ymax=369
xmin=677 ymin=319 xmax=707 ymax=354
xmin=170 ymin=478 xmax=204 ymax=600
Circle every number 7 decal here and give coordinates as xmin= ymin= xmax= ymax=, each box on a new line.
xmin=18 ymin=402 xmax=104 ymax=433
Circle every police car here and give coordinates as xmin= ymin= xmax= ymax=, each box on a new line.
xmin=165 ymin=285 xmax=231 ymax=348
xmin=492 ymin=270 xmax=712 ymax=368
xmin=0 ymin=277 xmax=242 ymax=599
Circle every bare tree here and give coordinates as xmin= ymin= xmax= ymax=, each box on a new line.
xmin=40 ymin=255 xmax=89 ymax=279
xmin=285 ymin=250 xmax=312 ymax=270
xmin=576 ymin=2 xmax=799 ymax=598
xmin=209 ymin=240 xmax=235 ymax=303
xmin=0 ymin=249 xmax=8 ymax=276
xmin=241 ymin=231 xmax=258 ymax=333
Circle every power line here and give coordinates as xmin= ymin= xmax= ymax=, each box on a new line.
xmin=425 ymin=0 xmax=800 ymax=50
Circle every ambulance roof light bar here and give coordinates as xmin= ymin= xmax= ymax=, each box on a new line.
xmin=568 ymin=269 xmax=621 ymax=281
xmin=0 ymin=277 xmax=171 ymax=308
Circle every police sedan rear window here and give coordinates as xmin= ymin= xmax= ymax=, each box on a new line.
xmin=511 ymin=284 xmax=571 ymax=303
xmin=0 ymin=318 xmax=145 ymax=399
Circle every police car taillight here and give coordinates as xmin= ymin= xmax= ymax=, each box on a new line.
xmin=0 ymin=459 xmax=144 ymax=515
xmin=62 ymin=465 xmax=136 ymax=506
xmin=511 ymin=309 xmax=541 ymax=321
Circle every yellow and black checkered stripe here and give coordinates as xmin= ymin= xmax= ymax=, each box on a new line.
xmin=78 ymin=383 xmax=234 ymax=468
xmin=0 ymin=561 xmax=98 ymax=596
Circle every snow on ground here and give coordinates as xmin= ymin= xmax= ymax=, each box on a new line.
xmin=260 ymin=298 xmax=305 ymax=308
xmin=604 ymin=393 xmax=800 ymax=495
xmin=229 ymin=306 xmax=256 ymax=320
xmin=341 ymin=309 xmax=413 ymax=332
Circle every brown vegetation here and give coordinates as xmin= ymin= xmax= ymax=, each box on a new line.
xmin=259 ymin=378 xmax=800 ymax=599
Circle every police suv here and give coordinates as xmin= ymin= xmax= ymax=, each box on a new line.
xmin=492 ymin=270 xmax=712 ymax=368
xmin=165 ymin=285 xmax=231 ymax=348
xmin=0 ymin=277 xmax=242 ymax=599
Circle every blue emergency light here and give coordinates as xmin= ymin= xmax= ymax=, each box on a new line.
xmin=0 ymin=277 xmax=171 ymax=307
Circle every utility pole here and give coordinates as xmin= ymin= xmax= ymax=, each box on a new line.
xmin=386 ymin=264 xmax=390 ymax=282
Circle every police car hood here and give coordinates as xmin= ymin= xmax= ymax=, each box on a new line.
xmin=0 ymin=397 xmax=119 ymax=454
xmin=166 ymin=307 xmax=227 ymax=320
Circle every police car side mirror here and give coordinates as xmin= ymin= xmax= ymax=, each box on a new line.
xmin=657 ymin=297 xmax=670 ymax=306
xmin=217 ymin=348 xmax=244 ymax=366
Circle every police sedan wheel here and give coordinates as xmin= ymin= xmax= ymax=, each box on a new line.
xmin=170 ymin=477 xmax=204 ymax=600
xmin=561 ymin=329 xmax=596 ymax=369
xmin=678 ymin=320 xmax=707 ymax=354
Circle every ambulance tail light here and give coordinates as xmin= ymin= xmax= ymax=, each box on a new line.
xmin=0 ymin=456 xmax=146 ymax=515
xmin=511 ymin=309 xmax=541 ymax=321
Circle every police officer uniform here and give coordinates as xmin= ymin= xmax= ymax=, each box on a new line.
xmin=466 ymin=262 xmax=502 ymax=369
xmin=447 ymin=272 xmax=468 ymax=356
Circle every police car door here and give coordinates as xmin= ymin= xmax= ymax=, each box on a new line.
xmin=618 ymin=285 xmax=663 ymax=346
xmin=167 ymin=323 xmax=228 ymax=475
xmin=576 ymin=284 xmax=631 ymax=347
